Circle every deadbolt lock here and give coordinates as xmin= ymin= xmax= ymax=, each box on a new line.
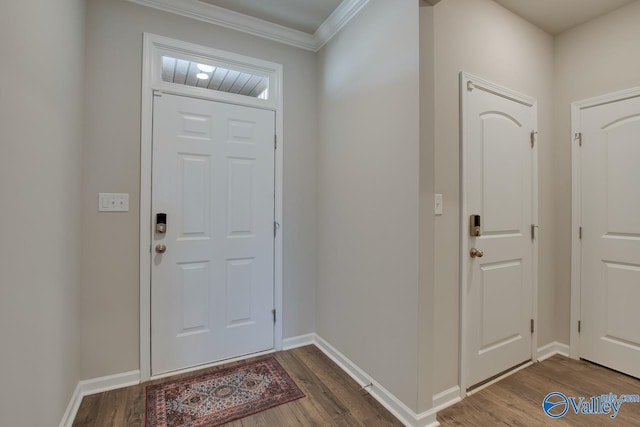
xmin=470 ymin=214 xmax=481 ymax=237
xmin=156 ymin=213 xmax=167 ymax=234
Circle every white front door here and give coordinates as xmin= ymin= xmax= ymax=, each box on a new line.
xmin=577 ymin=93 xmax=640 ymax=379
xmin=151 ymin=93 xmax=275 ymax=375
xmin=462 ymin=74 xmax=537 ymax=388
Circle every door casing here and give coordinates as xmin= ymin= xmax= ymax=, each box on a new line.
xmin=459 ymin=72 xmax=539 ymax=395
xmin=570 ymin=86 xmax=640 ymax=359
xmin=139 ymin=33 xmax=284 ymax=381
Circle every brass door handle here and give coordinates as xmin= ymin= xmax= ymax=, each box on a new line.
xmin=470 ymin=248 xmax=484 ymax=258
xmin=156 ymin=244 xmax=167 ymax=254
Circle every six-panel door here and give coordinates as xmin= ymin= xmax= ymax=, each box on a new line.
xmin=151 ymin=93 xmax=275 ymax=375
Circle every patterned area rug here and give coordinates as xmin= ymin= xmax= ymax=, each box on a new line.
xmin=146 ymin=356 xmax=305 ymax=426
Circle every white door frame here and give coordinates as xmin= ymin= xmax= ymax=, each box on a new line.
xmin=459 ymin=72 xmax=539 ymax=395
xmin=139 ymin=33 xmax=284 ymax=381
xmin=569 ymin=86 xmax=640 ymax=359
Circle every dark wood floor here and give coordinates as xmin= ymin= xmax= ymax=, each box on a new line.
xmin=74 ymin=349 xmax=640 ymax=426
xmin=438 ymin=355 xmax=640 ymax=426
xmin=72 ymin=345 xmax=402 ymax=426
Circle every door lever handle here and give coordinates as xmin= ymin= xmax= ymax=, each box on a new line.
xmin=470 ymin=248 xmax=484 ymax=258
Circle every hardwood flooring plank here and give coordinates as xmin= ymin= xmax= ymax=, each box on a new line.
xmin=293 ymin=345 xmax=402 ymax=425
xmin=93 ymin=386 xmax=127 ymax=426
xmin=73 ymin=349 xmax=640 ymax=427
xmin=72 ymin=394 xmax=102 ymax=427
xmin=123 ymin=384 xmax=145 ymax=427
xmin=274 ymin=349 xmax=349 ymax=423
xmin=438 ymin=355 xmax=640 ymax=426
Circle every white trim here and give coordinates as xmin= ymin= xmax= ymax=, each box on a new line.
xmin=126 ymin=0 xmax=369 ymax=52
xmin=59 ymin=371 xmax=141 ymax=427
xmin=313 ymin=334 xmax=438 ymax=427
xmin=282 ymin=333 xmax=315 ymax=350
xmin=536 ymin=341 xmax=570 ymax=362
xmin=140 ymin=33 xmax=284 ymax=381
xmin=420 ymin=341 xmax=570 ymax=424
xmin=459 ymin=72 xmax=539 ymax=395
xmin=414 ymin=410 xmax=441 ymax=427
xmin=62 ymin=336 xmax=438 ymax=427
xmin=569 ymin=86 xmax=640 ymax=359
xmin=59 ymin=383 xmax=82 ymax=427
xmin=570 ymin=103 xmax=582 ymax=359
xmin=572 ymin=86 xmax=640 ymax=110
xmin=127 ymin=0 xmax=315 ymax=50
xmin=432 ymin=386 xmax=461 ymax=410
xmin=314 ymin=0 xmax=369 ymax=50
xmin=77 ymin=370 xmax=141 ymax=396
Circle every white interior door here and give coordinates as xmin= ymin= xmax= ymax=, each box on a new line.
xmin=578 ymin=94 xmax=640 ymax=379
xmin=151 ymin=93 xmax=275 ymax=375
xmin=462 ymin=74 xmax=537 ymax=388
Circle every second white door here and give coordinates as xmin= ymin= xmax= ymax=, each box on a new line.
xmin=151 ymin=93 xmax=275 ymax=375
xmin=462 ymin=74 xmax=537 ymax=388
xmin=577 ymin=93 xmax=640 ymax=379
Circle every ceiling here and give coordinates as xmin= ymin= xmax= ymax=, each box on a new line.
xmin=198 ymin=0 xmax=343 ymax=34
xmin=493 ymin=0 xmax=637 ymax=35
xmin=136 ymin=0 xmax=638 ymax=50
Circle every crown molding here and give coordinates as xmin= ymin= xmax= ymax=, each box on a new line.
xmin=314 ymin=0 xmax=369 ymax=50
xmin=126 ymin=0 xmax=369 ymax=52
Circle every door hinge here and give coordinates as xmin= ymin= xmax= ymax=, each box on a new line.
xmin=531 ymin=224 xmax=537 ymax=240
xmin=579 ymin=226 xmax=582 ymax=239
xmin=530 ymin=131 xmax=538 ymax=148
xmin=575 ymin=132 xmax=582 ymax=146
xmin=530 ymin=319 xmax=535 ymax=334
xmin=274 ymin=221 xmax=280 ymax=237
xmin=272 ymin=309 xmax=276 ymax=323
xmin=274 ymin=134 xmax=277 ymax=150
xmin=578 ymin=320 xmax=581 ymax=333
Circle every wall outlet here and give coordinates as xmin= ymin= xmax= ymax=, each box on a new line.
xmin=434 ymin=193 xmax=443 ymax=215
xmin=99 ymin=193 xmax=129 ymax=212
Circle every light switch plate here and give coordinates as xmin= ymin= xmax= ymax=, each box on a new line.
xmin=99 ymin=193 xmax=129 ymax=212
xmin=434 ymin=193 xmax=443 ymax=215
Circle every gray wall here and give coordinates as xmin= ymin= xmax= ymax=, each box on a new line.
xmin=81 ymin=0 xmax=318 ymax=379
xmin=0 ymin=0 xmax=85 ymax=424
xmin=418 ymin=2 xmax=436 ymax=413
xmin=316 ymin=0 xmax=421 ymax=410
xmin=429 ymin=0 xmax=555 ymax=394
xmin=553 ymin=0 xmax=640 ymax=343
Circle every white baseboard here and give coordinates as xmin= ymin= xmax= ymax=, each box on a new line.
xmin=536 ymin=341 xmax=570 ymax=362
xmin=432 ymin=385 xmax=461 ymax=411
xmin=312 ymin=333 xmax=438 ymax=427
xmin=59 ymin=339 xmax=574 ymax=427
xmin=59 ymin=370 xmax=140 ymax=427
xmin=282 ymin=333 xmax=315 ymax=350
xmin=59 ymin=382 xmax=83 ymax=427
xmin=61 ymin=334 xmax=451 ymax=427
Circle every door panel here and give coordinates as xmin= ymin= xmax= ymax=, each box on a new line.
xmin=579 ymin=96 xmax=640 ymax=378
xmin=151 ymin=93 xmax=275 ymax=375
xmin=463 ymin=76 xmax=536 ymax=388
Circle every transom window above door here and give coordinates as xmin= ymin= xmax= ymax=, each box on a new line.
xmin=145 ymin=35 xmax=280 ymax=109
xmin=161 ymin=55 xmax=269 ymax=100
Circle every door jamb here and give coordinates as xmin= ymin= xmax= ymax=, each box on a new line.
xmin=459 ymin=72 xmax=539 ymax=395
xmin=139 ymin=33 xmax=284 ymax=381
xmin=569 ymin=86 xmax=640 ymax=359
